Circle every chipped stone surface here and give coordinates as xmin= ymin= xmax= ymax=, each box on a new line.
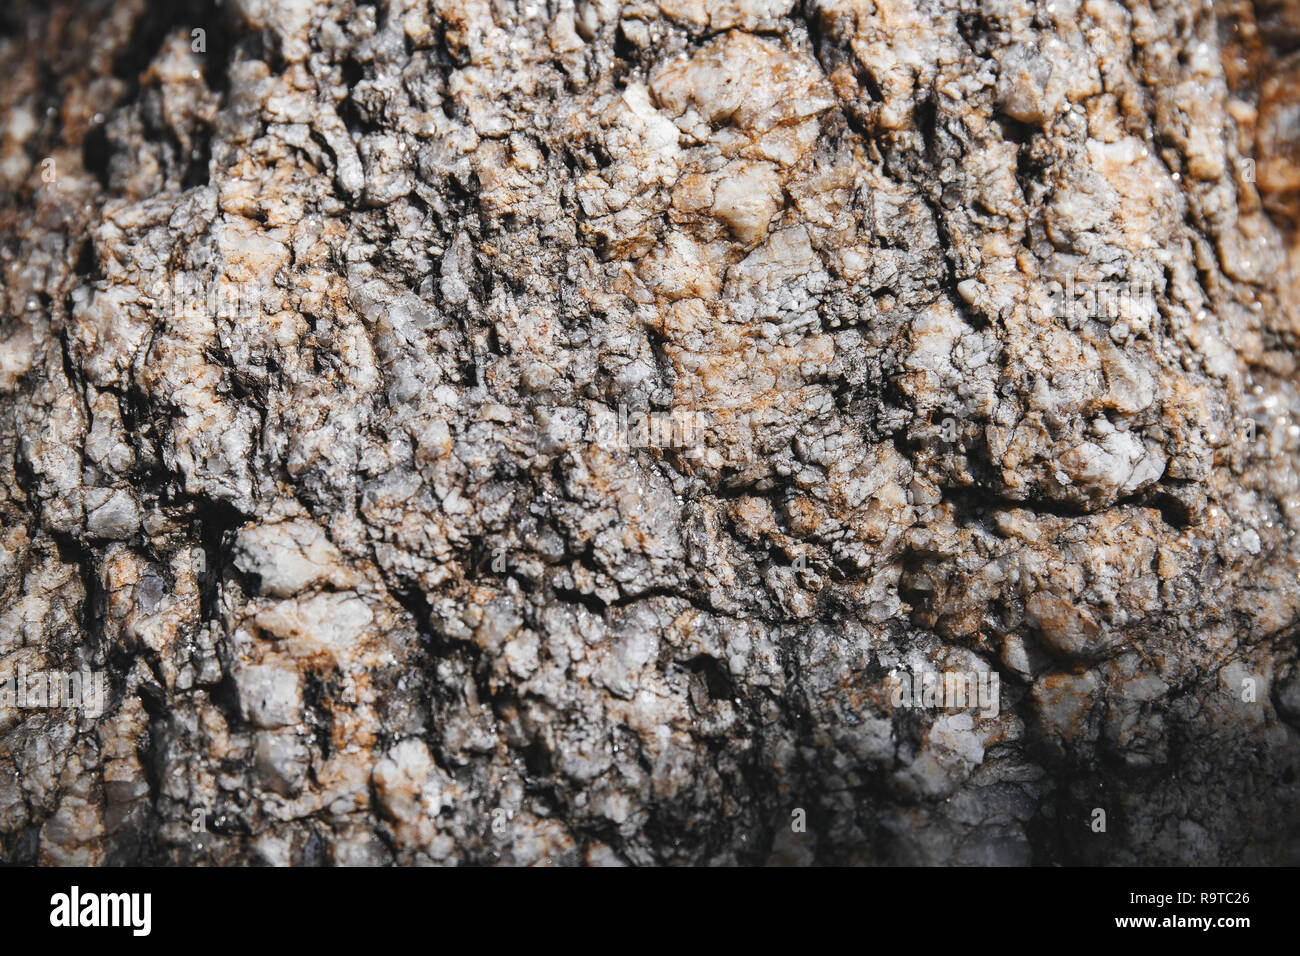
xmin=0 ymin=0 xmax=1298 ymax=865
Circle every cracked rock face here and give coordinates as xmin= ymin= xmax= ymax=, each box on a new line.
xmin=1 ymin=0 xmax=1299 ymax=866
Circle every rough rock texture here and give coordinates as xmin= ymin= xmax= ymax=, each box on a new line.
xmin=1 ymin=0 xmax=1299 ymax=866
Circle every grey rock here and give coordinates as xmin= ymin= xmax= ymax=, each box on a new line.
xmin=0 ymin=0 xmax=1298 ymax=866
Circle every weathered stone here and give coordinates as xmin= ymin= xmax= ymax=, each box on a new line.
xmin=0 ymin=0 xmax=1298 ymax=867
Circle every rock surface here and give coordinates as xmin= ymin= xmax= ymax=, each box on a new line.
xmin=1 ymin=0 xmax=1298 ymax=865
